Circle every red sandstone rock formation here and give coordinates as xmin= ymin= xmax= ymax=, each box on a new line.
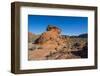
xmin=28 ymin=25 xmax=87 ymax=60
xmin=34 ymin=25 xmax=61 ymax=44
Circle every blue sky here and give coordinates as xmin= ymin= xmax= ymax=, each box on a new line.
xmin=28 ymin=15 xmax=88 ymax=36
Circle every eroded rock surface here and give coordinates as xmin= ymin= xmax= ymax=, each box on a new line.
xmin=28 ymin=25 xmax=88 ymax=60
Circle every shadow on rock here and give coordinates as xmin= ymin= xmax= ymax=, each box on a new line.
xmin=71 ymin=44 xmax=88 ymax=58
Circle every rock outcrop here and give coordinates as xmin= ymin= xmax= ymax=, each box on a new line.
xmin=33 ymin=25 xmax=65 ymax=50
xmin=28 ymin=25 xmax=88 ymax=60
xmin=34 ymin=25 xmax=62 ymax=44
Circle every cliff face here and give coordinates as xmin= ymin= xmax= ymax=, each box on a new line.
xmin=28 ymin=25 xmax=87 ymax=60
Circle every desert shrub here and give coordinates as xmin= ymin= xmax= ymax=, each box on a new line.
xmin=28 ymin=46 xmax=36 ymax=51
xmin=29 ymin=48 xmax=33 ymax=50
xmin=37 ymin=46 xmax=43 ymax=49
xmin=73 ymin=43 xmax=80 ymax=47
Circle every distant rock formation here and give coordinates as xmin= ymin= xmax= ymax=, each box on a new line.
xmin=70 ymin=33 xmax=88 ymax=38
xmin=28 ymin=32 xmax=39 ymax=42
xmin=78 ymin=33 xmax=88 ymax=38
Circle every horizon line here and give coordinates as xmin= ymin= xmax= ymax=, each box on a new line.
xmin=28 ymin=31 xmax=87 ymax=36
